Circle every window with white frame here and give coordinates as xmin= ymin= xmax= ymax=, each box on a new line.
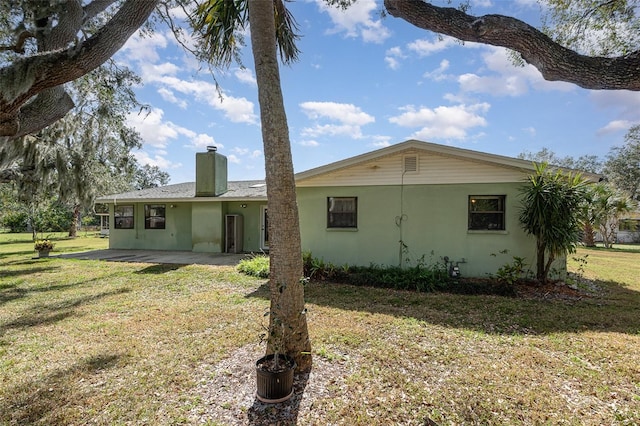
xmin=327 ymin=197 xmax=357 ymax=228
xmin=468 ymin=195 xmax=506 ymax=230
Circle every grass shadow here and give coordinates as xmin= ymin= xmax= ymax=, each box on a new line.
xmin=0 ymin=249 xmax=42 ymax=257
xmin=134 ymin=264 xmax=186 ymax=274
xmin=1 ymin=271 xmax=133 ymax=307
xmin=247 ymin=279 xmax=640 ymax=336
xmin=0 ymin=353 xmax=122 ymax=425
xmin=0 ymin=265 xmax=60 ymax=279
xmin=0 ymin=288 xmax=131 ymax=336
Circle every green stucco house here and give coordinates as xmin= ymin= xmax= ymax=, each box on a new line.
xmin=96 ymin=140 xmax=596 ymax=277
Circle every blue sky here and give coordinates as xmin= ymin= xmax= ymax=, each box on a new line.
xmin=116 ymin=0 xmax=640 ymax=183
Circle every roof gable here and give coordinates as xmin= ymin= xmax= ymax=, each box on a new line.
xmin=295 ymin=140 xmax=539 ymax=187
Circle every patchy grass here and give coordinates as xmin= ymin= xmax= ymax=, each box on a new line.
xmin=569 ymin=245 xmax=640 ymax=286
xmin=0 ymin=231 xmax=109 ymax=257
xmin=1 ymin=236 xmax=639 ymax=425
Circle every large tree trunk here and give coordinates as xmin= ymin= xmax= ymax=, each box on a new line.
xmin=582 ymin=222 xmax=596 ymax=247
xmin=384 ymin=0 xmax=640 ymax=91
xmin=248 ymin=0 xmax=311 ymax=373
xmin=69 ymin=205 xmax=79 ymax=238
xmin=536 ymin=238 xmax=546 ymax=283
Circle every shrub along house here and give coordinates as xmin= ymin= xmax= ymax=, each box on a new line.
xmin=96 ymin=140 xmax=598 ymax=278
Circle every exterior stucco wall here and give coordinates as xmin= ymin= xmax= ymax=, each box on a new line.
xmin=192 ymin=202 xmax=224 ymax=252
xmin=107 ymin=202 xmax=193 ymax=250
xmin=224 ymin=202 xmax=266 ymax=252
xmin=107 ymin=201 xmax=266 ymax=253
xmin=297 ymin=183 xmax=544 ymax=278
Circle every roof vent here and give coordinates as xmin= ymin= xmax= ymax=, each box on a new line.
xmin=206 ymin=146 xmax=217 ymax=152
xmin=404 ymin=155 xmax=418 ymax=173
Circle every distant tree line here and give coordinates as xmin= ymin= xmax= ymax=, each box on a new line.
xmin=519 ymin=126 xmax=639 ymax=252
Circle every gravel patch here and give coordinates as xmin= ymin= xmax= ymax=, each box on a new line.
xmin=189 ymin=344 xmax=354 ymax=425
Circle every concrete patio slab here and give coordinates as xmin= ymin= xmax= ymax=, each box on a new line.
xmin=56 ymin=249 xmax=250 ymax=266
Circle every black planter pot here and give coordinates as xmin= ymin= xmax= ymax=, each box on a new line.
xmin=255 ymin=354 xmax=296 ymax=403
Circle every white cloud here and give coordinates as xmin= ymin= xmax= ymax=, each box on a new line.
xmin=423 ymin=59 xmax=451 ymax=81
xmin=191 ymin=134 xmax=217 ymax=150
xmin=233 ymin=147 xmax=250 ymax=156
xmin=227 ymin=155 xmax=240 ymax=164
xmin=235 ymin=68 xmax=256 ymax=86
xmin=299 ymin=140 xmax=320 ymax=147
xmin=210 ymin=94 xmax=257 ymax=124
xmin=514 ymin=0 xmax=538 ymax=6
xmin=522 ymin=126 xmax=536 ymax=137
xmin=590 ymin=90 xmax=640 ymax=120
xmin=132 ymin=150 xmax=181 ymax=170
xmin=300 ymin=102 xmax=375 ymax=126
xmin=315 ymin=0 xmax=390 ymax=43
xmin=372 ymin=135 xmax=392 ymax=146
xmin=121 ymin=32 xmax=168 ymax=63
xmin=167 ymin=5 xmax=189 ymax=20
xmin=389 ymin=103 xmax=490 ymax=140
xmin=302 ymin=124 xmax=367 ymax=139
xmin=457 ymin=47 xmax=575 ymax=96
xmin=229 ymin=147 xmax=262 ymax=160
xmin=590 ymin=91 xmax=640 ymax=135
xmin=141 ymin=71 xmax=257 ymax=124
xmin=125 ymin=40 xmax=257 ymax=125
xmin=597 ymin=120 xmax=636 ymax=135
xmin=385 ymin=56 xmax=400 ymax=70
xmin=459 ymin=72 xmax=528 ymax=96
xmin=385 ymin=46 xmax=405 ymax=70
xmin=157 ymin=88 xmax=187 ymax=109
xmin=299 ymin=101 xmax=375 ymax=139
xmin=386 ymin=46 xmax=403 ymax=57
xmin=127 ymin=108 xmax=219 ymax=153
xmin=443 ymin=92 xmax=467 ymax=103
xmin=472 ymin=0 xmax=494 ymax=7
xmin=407 ymin=36 xmax=458 ymax=57
xmin=144 ymin=62 xmax=181 ymax=77
xmin=127 ymin=108 xmax=181 ymax=148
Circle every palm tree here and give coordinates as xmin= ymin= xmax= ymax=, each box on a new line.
xmin=587 ymin=183 xmax=636 ymax=248
xmin=193 ymin=0 xmax=311 ymax=371
xmin=519 ymin=163 xmax=589 ymax=283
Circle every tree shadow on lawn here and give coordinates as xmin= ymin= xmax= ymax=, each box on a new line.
xmin=0 ymin=287 xmax=131 ymax=337
xmin=0 ymin=265 xmax=60 ymax=280
xmin=1 ymin=249 xmax=55 ymax=259
xmin=0 ymin=353 xmax=122 ymax=425
xmin=134 ymin=264 xmax=186 ymax=274
xmin=0 ymin=271 xmax=131 ymax=307
xmin=246 ymin=280 xmax=640 ymax=336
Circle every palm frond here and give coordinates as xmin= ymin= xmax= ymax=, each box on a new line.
xmin=193 ymin=0 xmax=248 ymax=67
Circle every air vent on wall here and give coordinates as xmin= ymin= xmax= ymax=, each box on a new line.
xmin=404 ymin=155 xmax=418 ymax=173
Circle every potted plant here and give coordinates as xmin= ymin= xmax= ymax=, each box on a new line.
xmin=255 ymin=315 xmax=296 ymax=403
xmin=34 ymin=239 xmax=55 ymax=258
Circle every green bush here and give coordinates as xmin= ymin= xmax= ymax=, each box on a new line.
xmin=33 ymin=204 xmax=73 ymax=232
xmin=494 ymin=256 xmax=528 ymax=285
xmin=238 ymin=252 xmax=517 ymax=296
xmin=346 ymin=263 xmax=450 ymax=292
xmin=1 ymin=211 xmax=29 ymax=232
xmin=82 ymin=214 xmax=100 ymax=227
xmin=237 ymin=254 xmax=270 ymax=278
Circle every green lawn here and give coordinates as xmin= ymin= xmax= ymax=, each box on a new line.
xmin=1 ymin=233 xmax=639 ymax=425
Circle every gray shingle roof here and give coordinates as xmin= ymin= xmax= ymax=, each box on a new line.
xmin=95 ymin=180 xmax=267 ymax=203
